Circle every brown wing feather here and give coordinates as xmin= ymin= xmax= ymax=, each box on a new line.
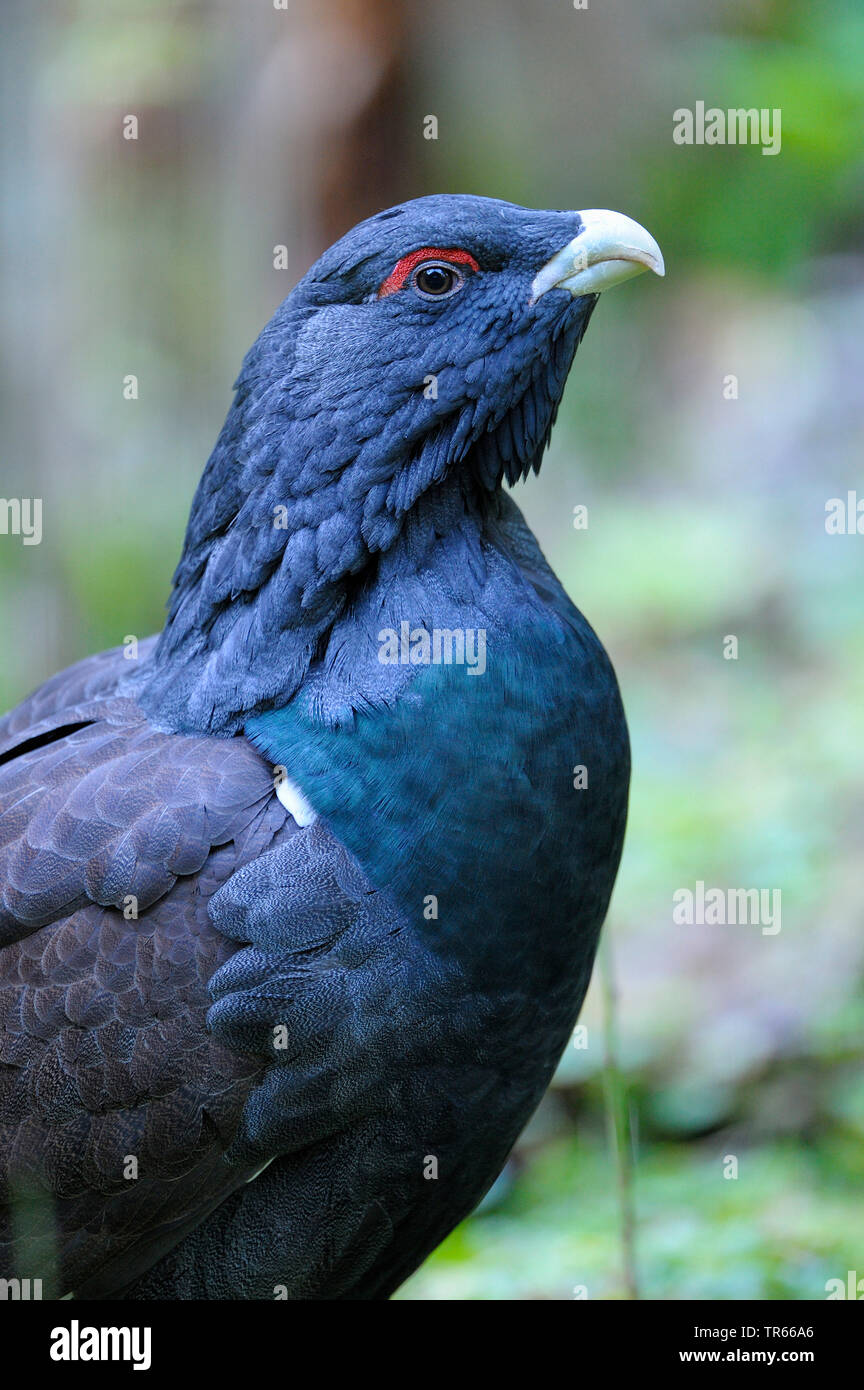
xmin=0 ymin=648 xmax=294 ymax=1295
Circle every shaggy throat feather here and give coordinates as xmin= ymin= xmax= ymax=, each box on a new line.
xmin=132 ymin=301 xmax=591 ymax=735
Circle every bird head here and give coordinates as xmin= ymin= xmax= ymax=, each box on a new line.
xmin=145 ymin=194 xmax=663 ymax=729
xmin=278 ymin=194 xmax=664 ymax=501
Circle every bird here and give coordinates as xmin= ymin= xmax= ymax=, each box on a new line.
xmin=0 ymin=194 xmax=663 ymax=1300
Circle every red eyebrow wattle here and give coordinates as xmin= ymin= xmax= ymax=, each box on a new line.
xmin=378 ymin=247 xmax=480 ymax=298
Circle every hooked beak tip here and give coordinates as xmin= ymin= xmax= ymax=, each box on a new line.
xmin=532 ymin=210 xmax=665 ymax=301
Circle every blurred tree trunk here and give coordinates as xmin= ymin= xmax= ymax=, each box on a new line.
xmin=246 ymin=0 xmax=418 ymax=280
xmin=314 ymin=0 xmax=417 ymax=247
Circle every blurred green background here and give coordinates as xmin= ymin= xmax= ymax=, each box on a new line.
xmin=1 ymin=0 xmax=862 ymax=1299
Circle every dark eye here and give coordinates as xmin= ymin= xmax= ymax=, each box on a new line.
xmin=412 ymin=261 xmax=463 ymax=299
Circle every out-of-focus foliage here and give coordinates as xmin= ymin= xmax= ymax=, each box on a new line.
xmin=1 ymin=0 xmax=862 ymax=1300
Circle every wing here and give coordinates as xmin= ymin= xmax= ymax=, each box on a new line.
xmin=121 ymin=826 xmax=512 ymax=1302
xmin=0 ymin=648 xmax=294 ymax=1296
xmin=0 ymin=641 xmax=157 ymax=760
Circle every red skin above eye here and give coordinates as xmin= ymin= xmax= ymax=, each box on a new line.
xmin=378 ymin=247 xmax=480 ymax=298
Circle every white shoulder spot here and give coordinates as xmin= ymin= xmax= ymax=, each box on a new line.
xmin=275 ymin=775 xmax=318 ymax=827
xmin=246 ymin=1156 xmax=275 ymax=1184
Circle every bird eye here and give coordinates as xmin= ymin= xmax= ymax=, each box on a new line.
xmin=412 ymin=261 xmax=463 ymax=299
xmin=377 ymin=248 xmax=479 ymax=300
